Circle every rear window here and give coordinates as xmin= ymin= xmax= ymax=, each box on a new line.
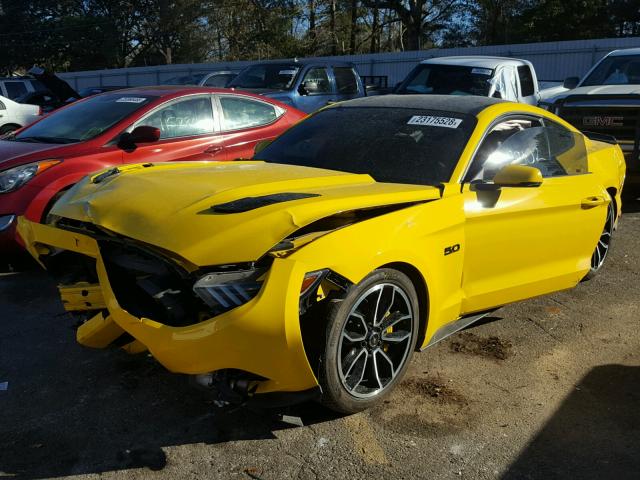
xmin=4 ymin=81 xmax=28 ymax=99
xmin=256 ymin=106 xmax=476 ymax=186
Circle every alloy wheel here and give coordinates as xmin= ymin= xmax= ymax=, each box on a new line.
xmin=591 ymin=202 xmax=614 ymax=271
xmin=337 ymin=283 xmax=414 ymax=399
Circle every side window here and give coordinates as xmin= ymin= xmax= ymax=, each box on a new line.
xmin=544 ymin=120 xmax=588 ymax=175
xmin=301 ymin=67 xmax=331 ymax=94
xmin=5 ymin=81 xmax=28 ymax=99
xmin=467 ymin=117 xmax=585 ymax=182
xmin=139 ymin=96 xmax=214 ymax=139
xmin=517 ymin=66 xmax=535 ymax=97
xmin=219 ymin=96 xmax=282 ymax=130
xmin=334 ymin=67 xmax=359 ymax=94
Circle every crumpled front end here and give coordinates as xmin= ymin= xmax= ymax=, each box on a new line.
xmin=17 ymin=217 xmax=320 ymax=395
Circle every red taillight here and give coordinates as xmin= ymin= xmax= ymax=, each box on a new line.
xmin=38 ymin=106 xmax=43 ymax=116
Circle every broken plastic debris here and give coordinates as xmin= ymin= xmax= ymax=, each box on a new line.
xmin=0 ymin=382 xmax=7 ymax=391
xmin=278 ymin=414 xmax=304 ymax=427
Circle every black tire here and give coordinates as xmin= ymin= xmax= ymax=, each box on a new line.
xmin=583 ymin=197 xmax=615 ymax=281
xmin=319 ymin=268 xmax=419 ymax=413
xmin=0 ymin=124 xmax=20 ymax=135
xmin=42 ymin=189 xmax=69 ymax=224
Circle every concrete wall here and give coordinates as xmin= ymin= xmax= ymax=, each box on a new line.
xmin=58 ymin=36 xmax=640 ymax=90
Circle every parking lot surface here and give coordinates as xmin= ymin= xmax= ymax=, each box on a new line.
xmin=1 ymin=194 xmax=639 ymax=480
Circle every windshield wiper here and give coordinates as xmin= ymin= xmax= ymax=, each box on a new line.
xmin=14 ymin=136 xmax=77 ymax=144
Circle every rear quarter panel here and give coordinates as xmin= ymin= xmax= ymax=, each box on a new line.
xmin=587 ymin=139 xmax=626 ymax=218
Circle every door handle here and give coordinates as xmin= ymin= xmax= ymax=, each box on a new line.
xmin=205 ymin=145 xmax=223 ymax=155
xmin=581 ymin=196 xmax=607 ymax=209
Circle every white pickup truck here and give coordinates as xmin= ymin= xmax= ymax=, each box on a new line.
xmin=546 ymin=48 xmax=640 ymax=175
xmin=394 ymin=56 xmax=566 ymax=105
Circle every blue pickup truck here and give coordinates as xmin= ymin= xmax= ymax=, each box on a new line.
xmin=227 ymin=60 xmax=366 ymax=113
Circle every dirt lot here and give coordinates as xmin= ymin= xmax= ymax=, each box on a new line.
xmin=1 ymin=194 xmax=639 ymax=480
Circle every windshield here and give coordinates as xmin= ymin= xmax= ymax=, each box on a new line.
xmin=229 ymin=64 xmax=300 ymax=90
xmin=396 ymin=64 xmax=494 ymax=96
xmin=164 ymin=73 xmax=207 ymax=85
xmin=581 ymin=55 xmax=640 ymax=86
xmin=255 ymin=107 xmax=477 ymax=186
xmin=13 ymin=93 xmax=156 ymax=143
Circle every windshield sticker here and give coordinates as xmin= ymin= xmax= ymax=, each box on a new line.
xmin=407 ymin=115 xmax=462 ymax=128
xmin=471 ymin=67 xmax=493 ymax=76
xmin=278 ymin=69 xmax=298 ymax=75
xmin=115 ymin=97 xmax=147 ymax=103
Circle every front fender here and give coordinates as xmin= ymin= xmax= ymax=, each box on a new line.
xmin=289 ymin=195 xmax=466 ymax=347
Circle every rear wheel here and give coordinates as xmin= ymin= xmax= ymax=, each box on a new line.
xmin=0 ymin=124 xmax=19 ymax=135
xmin=319 ymin=269 xmax=419 ymax=413
xmin=584 ymin=199 xmax=615 ymax=280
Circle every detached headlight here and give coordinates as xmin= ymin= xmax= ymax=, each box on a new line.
xmin=0 ymin=160 xmax=61 ymax=193
xmin=193 ymin=268 xmax=267 ymax=314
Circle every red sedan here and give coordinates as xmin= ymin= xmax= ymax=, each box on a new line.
xmin=0 ymin=86 xmax=305 ymax=255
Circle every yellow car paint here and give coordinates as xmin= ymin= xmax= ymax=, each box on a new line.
xmin=58 ymin=282 xmax=105 ymax=311
xmin=17 ymin=100 xmax=625 ymax=396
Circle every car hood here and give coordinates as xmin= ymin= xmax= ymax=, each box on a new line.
xmin=0 ymin=140 xmax=68 ymax=169
xmin=52 ymin=161 xmax=441 ymax=266
xmin=551 ymin=84 xmax=640 ymax=102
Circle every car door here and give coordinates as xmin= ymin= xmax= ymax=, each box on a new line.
xmin=216 ymin=94 xmax=288 ymax=160
xmin=296 ymin=66 xmax=334 ymax=112
xmin=460 ymin=115 xmax=608 ymax=314
xmin=122 ymin=94 xmax=225 ymax=163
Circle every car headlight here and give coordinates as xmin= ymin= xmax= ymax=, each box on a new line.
xmin=193 ymin=267 xmax=267 ymax=314
xmin=0 ymin=160 xmax=61 ymax=193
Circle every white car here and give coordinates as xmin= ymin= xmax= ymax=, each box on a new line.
xmin=0 ymin=95 xmax=41 ymax=135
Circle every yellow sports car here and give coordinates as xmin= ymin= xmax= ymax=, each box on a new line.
xmin=18 ymin=96 xmax=625 ymax=413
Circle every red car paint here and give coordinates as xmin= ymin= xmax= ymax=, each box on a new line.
xmin=0 ymin=86 xmax=305 ymax=256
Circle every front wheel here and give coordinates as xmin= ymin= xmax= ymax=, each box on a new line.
xmin=584 ymin=199 xmax=615 ymax=280
xmin=319 ymin=269 xmax=419 ymax=413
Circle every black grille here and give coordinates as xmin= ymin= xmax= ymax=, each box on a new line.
xmin=99 ymin=240 xmax=209 ymax=327
xmin=558 ymin=106 xmax=640 ymax=141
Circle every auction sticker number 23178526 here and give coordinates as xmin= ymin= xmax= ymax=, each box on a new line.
xmin=407 ymin=116 xmax=462 ymax=128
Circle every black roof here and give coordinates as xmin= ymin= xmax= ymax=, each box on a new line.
xmin=333 ymin=94 xmax=505 ymax=116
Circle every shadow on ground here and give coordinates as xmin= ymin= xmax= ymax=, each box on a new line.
xmin=0 ymin=270 xmax=340 ymax=479
xmin=503 ymin=364 xmax=640 ymax=480
xmin=621 ymin=187 xmax=640 ymax=214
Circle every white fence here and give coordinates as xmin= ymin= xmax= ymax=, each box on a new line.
xmin=58 ymin=36 xmax=640 ymax=90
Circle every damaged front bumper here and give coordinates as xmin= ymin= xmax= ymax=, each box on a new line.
xmin=17 ymin=217 xmax=320 ymax=396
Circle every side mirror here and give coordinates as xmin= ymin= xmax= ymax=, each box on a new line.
xmin=493 ymin=164 xmax=543 ymax=187
xmin=563 ymin=76 xmax=580 ymax=89
xmin=299 ymin=81 xmax=319 ymax=95
xmin=254 ymin=139 xmax=272 ymax=156
xmin=120 ymin=126 xmax=160 ymax=147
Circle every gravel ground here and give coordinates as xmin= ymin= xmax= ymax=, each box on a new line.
xmin=1 ymin=193 xmax=639 ymax=480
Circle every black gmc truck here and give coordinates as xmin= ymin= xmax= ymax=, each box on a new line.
xmin=548 ymin=48 xmax=640 ymax=178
